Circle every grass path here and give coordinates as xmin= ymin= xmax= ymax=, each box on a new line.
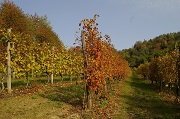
xmin=116 ymin=72 xmax=180 ymax=119
xmin=0 ymin=73 xmax=179 ymax=118
xmin=0 ymin=82 xmax=82 ymax=119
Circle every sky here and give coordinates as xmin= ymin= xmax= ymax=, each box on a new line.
xmin=2 ymin=0 xmax=180 ymax=50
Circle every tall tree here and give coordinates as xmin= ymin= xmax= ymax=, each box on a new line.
xmin=0 ymin=0 xmax=28 ymax=33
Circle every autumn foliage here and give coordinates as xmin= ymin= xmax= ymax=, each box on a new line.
xmin=134 ymin=47 xmax=179 ymax=97
xmin=77 ymin=15 xmax=130 ymax=91
xmin=0 ymin=1 xmax=131 ymax=112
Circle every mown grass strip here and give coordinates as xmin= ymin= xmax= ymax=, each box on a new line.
xmin=117 ymin=72 xmax=180 ymax=118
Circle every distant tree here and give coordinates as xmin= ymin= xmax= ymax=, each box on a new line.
xmin=119 ymin=32 xmax=180 ymax=68
xmin=0 ymin=0 xmax=29 ymax=33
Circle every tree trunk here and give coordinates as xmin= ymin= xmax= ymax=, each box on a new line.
xmin=31 ymin=70 xmax=34 ymax=79
xmin=156 ymin=80 xmax=158 ymax=86
xmin=168 ymin=83 xmax=172 ymax=91
xmin=69 ymin=75 xmax=72 ymax=82
xmin=81 ymin=30 xmax=92 ymax=110
xmin=0 ymin=82 xmax=4 ymax=91
xmin=104 ymin=83 xmax=107 ymax=94
xmin=12 ymin=72 xmax=15 ymax=79
xmin=104 ymin=79 xmax=110 ymax=94
xmin=50 ymin=73 xmax=53 ymax=84
xmin=60 ymin=74 xmax=63 ymax=81
xmin=151 ymin=80 xmax=153 ymax=85
xmin=86 ymin=85 xmax=92 ymax=110
xmin=160 ymin=80 xmax=163 ymax=92
xmin=0 ymin=73 xmax=6 ymax=92
xmin=26 ymin=72 xmax=30 ymax=87
xmin=47 ymin=73 xmax=50 ymax=83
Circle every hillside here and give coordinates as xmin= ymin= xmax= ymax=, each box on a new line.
xmin=119 ymin=32 xmax=180 ymax=67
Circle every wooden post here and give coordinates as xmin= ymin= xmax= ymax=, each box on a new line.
xmin=81 ymin=30 xmax=92 ymax=110
xmin=7 ymin=37 xmax=11 ymax=94
xmin=50 ymin=46 xmax=54 ymax=84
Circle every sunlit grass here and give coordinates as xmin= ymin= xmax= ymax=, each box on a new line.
xmin=117 ymin=72 xmax=180 ymax=118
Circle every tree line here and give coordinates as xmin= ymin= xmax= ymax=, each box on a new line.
xmin=119 ymin=31 xmax=180 ymax=68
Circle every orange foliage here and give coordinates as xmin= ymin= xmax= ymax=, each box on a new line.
xmin=78 ymin=15 xmax=130 ymax=91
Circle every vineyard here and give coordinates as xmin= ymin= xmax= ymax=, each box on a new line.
xmin=0 ymin=1 xmax=180 ymax=118
xmin=0 ymin=0 xmax=130 ymax=112
xmin=134 ymin=46 xmax=180 ymax=101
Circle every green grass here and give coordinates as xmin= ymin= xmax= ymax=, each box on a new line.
xmin=0 ymin=75 xmax=82 ymax=89
xmin=0 ymin=82 xmax=83 ymax=119
xmin=0 ymin=72 xmax=179 ymax=118
xmin=117 ymin=72 xmax=180 ymax=118
xmin=0 ymin=94 xmax=76 ymax=119
xmin=40 ymin=83 xmax=84 ymax=107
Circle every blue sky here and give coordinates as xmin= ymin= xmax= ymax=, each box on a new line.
xmin=3 ymin=0 xmax=180 ymax=50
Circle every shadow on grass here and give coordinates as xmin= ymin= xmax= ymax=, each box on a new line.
xmin=129 ymin=72 xmax=152 ymax=91
xmin=120 ymin=71 xmax=180 ymax=118
xmin=10 ymin=76 xmax=80 ymax=88
xmin=40 ymin=83 xmax=84 ymax=107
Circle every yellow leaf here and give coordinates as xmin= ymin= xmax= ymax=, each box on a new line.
xmin=27 ymin=64 xmax=31 ymax=68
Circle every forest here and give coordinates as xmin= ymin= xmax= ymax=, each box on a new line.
xmin=119 ymin=32 xmax=180 ymax=67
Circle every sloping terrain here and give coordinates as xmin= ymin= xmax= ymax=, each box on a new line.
xmin=0 ymin=73 xmax=179 ymax=119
